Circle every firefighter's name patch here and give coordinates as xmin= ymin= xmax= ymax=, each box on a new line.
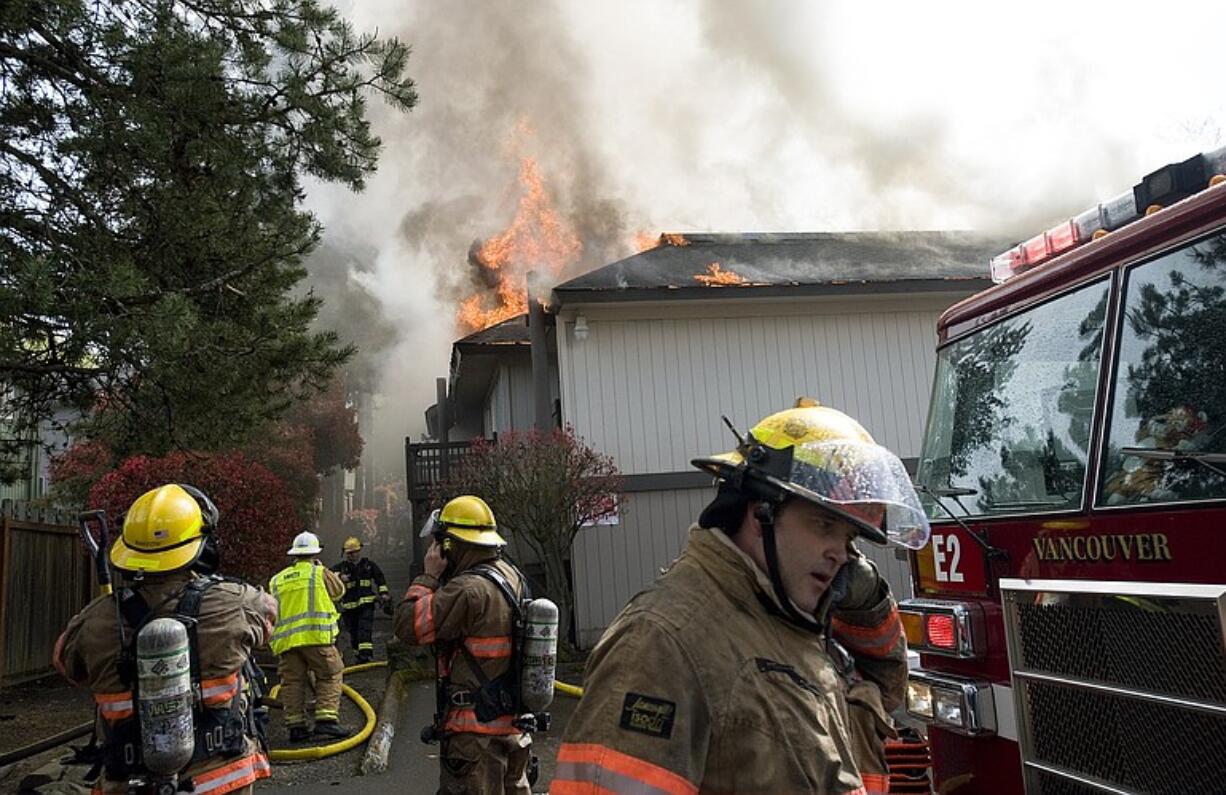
xmin=620 ymin=692 xmax=676 ymax=739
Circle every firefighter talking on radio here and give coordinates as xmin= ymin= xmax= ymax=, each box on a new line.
xmin=552 ymin=400 xmax=928 ymax=795
xmin=331 ymin=536 xmax=390 ymax=663
xmin=269 ymin=531 xmax=350 ymax=742
xmin=52 ymin=483 xmax=277 ymax=795
xmin=393 ymin=495 xmax=534 ymax=795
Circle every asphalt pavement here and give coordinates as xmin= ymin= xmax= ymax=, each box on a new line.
xmin=256 ymin=677 xmax=579 ymax=794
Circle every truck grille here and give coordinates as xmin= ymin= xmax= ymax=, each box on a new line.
xmin=1001 ymin=579 xmax=1226 ymax=794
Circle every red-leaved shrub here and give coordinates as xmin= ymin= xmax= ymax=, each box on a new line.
xmin=89 ymin=451 xmax=300 ymax=585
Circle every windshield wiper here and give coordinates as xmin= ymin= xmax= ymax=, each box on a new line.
xmin=1121 ymin=447 xmax=1226 ymax=479
xmin=986 ymin=498 xmax=1069 ymax=509
xmin=915 ymin=483 xmax=1009 ymax=561
xmin=930 ymin=486 xmax=979 ymax=497
xmin=924 ymin=484 xmax=978 ymax=514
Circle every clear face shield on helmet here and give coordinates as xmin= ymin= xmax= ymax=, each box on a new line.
xmin=419 ymin=509 xmax=442 ymax=540
xmin=783 ymin=440 xmax=931 ymax=550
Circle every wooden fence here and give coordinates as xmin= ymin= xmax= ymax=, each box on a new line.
xmin=0 ymin=502 xmax=92 ymax=685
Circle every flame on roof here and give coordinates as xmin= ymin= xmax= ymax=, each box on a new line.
xmin=693 ymin=262 xmax=748 ymax=286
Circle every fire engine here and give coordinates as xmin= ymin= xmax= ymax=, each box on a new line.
xmin=901 ymin=146 xmax=1226 ymax=794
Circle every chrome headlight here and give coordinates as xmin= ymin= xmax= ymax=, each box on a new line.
xmin=906 ymin=670 xmax=996 ymax=736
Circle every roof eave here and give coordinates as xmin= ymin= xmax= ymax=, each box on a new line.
xmin=552 ymin=277 xmax=993 ymax=308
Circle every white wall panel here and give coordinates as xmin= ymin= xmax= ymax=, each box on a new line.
xmin=561 ymin=307 xmax=943 ymax=473
xmin=571 ymin=486 xmax=715 ymax=648
xmin=486 ymin=361 xmax=558 ymax=436
xmin=556 ymin=295 xmax=967 ymax=647
xmin=571 ymin=486 xmax=915 ymax=648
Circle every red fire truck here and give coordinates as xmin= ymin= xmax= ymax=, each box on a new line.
xmin=900 ymin=146 xmax=1226 ymax=794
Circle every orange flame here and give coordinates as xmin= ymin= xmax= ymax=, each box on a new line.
xmin=694 ymin=262 xmax=747 ymax=286
xmin=457 ymin=157 xmax=581 ymax=332
xmin=661 ymin=233 xmax=690 ymax=247
xmin=633 ymin=231 xmax=659 ymax=252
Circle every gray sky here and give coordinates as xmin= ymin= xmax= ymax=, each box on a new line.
xmin=303 ymin=0 xmax=1226 ymax=477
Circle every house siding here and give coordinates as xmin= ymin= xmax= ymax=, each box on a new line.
xmin=556 ymin=294 xmax=970 ymax=647
xmin=560 ymin=302 xmax=945 ymax=473
xmin=570 ymin=486 xmax=714 ymax=649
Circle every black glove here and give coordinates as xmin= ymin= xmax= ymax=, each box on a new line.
xmin=834 ymin=547 xmax=886 ymax=612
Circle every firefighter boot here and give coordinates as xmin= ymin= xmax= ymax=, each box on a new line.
xmin=314 ymin=720 xmax=352 ymax=739
xmin=288 ymin=726 xmax=311 ymax=743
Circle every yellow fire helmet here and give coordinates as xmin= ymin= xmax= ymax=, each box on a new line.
xmin=343 ymin=536 xmax=362 ymax=553
xmin=692 ymin=398 xmax=930 ymax=549
xmin=420 ymin=495 xmax=506 ymax=548
xmin=111 ymin=484 xmax=210 ymax=573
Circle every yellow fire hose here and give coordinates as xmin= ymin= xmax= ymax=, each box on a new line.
xmin=267 ymin=662 xmax=383 ymax=762
xmin=266 ymin=661 xmax=583 ymax=762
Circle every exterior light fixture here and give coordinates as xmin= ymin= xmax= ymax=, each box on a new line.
xmin=573 ymin=315 xmax=589 ymax=341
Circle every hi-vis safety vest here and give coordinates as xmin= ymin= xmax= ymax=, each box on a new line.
xmin=269 ymin=561 xmax=339 ymax=655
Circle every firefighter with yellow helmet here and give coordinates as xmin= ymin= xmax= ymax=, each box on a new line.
xmin=53 ymin=484 xmax=277 ymax=794
xmin=393 ymin=495 xmax=533 ymax=794
xmin=330 ymin=536 xmax=390 ymax=663
xmin=554 ymin=400 xmax=927 ymax=795
xmin=269 ymin=530 xmax=350 ymax=742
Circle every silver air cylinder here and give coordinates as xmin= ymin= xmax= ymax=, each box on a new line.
xmin=136 ymin=617 xmax=196 ymax=775
xmin=520 ymin=598 xmax=558 ymax=713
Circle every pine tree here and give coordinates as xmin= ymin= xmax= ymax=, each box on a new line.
xmin=0 ymin=0 xmax=416 ymax=466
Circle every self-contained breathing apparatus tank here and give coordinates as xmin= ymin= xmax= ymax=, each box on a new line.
xmin=135 ymin=617 xmax=196 ymax=789
xmin=519 ymin=597 xmax=558 ymax=714
xmin=422 ymin=565 xmax=560 ymax=744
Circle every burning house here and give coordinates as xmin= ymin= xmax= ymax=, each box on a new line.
xmin=552 ymin=230 xmax=1004 ymax=647
xmin=417 ymin=229 xmax=1007 ymax=648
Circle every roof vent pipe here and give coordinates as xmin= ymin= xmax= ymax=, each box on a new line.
xmin=527 ymin=272 xmax=553 ymax=432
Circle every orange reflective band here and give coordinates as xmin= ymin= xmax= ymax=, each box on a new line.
xmin=465 ymin=635 xmax=513 ymax=659
xmin=554 ymin=743 xmax=699 ymax=795
xmin=94 ymin=691 xmax=134 ymax=723
xmin=832 ymin=608 xmax=903 ymax=658
xmin=201 ymin=672 xmax=240 ymax=706
xmin=412 ymin=589 xmax=436 ymax=644
xmin=861 ymin=772 xmax=890 ymax=793
xmin=191 ymin=752 xmax=272 ymax=795
xmin=832 ymin=606 xmax=901 ymax=640
xmin=442 ymin=707 xmax=518 ymax=735
xmin=407 ymin=583 xmax=433 ymax=599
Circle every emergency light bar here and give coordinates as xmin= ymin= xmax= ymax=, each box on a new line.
xmin=990 ymin=144 xmax=1226 ymax=283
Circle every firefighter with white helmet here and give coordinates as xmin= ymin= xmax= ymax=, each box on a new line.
xmin=331 ymin=535 xmax=390 ymax=663
xmin=269 ymin=530 xmax=350 ymax=742
xmin=554 ymin=400 xmax=928 ymax=795
xmin=53 ymin=483 xmax=278 ymax=794
xmin=393 ymin=495 xmax=534 ymax=795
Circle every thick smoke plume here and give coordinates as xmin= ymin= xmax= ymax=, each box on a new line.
xmin=302 ymin=0 xmax=1225 ymax=478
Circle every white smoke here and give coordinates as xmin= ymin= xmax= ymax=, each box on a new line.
xmin=303 ymin=0 xmax=1226 ymax=475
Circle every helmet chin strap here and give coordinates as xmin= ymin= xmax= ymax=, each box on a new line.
xmin=755 ymin=503 xmax=825 ymax=635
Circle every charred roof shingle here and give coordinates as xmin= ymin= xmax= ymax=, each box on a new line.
xmin=552 ymin=231 xmax=1007 ymax=304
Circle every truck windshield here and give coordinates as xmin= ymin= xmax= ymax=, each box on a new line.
xmin=1098 ymin=230 xmax=1226 ymax=506
xmin=917 ymin=277 xmax=1111 ymax=520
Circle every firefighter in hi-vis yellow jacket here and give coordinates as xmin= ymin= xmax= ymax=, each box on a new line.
xmin=553 ymin=400 xmax=927 ymax=795
xmin=269 ymin=531 xmax=350 ymax=743
xmin=394 ymin=495 xmax=532 ymax=795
